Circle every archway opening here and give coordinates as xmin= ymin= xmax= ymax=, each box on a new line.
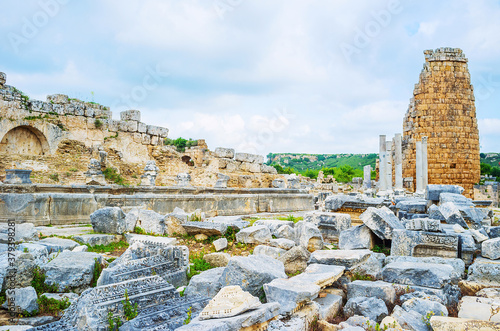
xmin=0 ymin=126 xmax=49 ymax=155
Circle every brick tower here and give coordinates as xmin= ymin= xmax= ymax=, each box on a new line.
xmin=402 ymin=47 xmax=480 ymax=198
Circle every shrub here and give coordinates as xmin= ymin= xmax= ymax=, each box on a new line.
xmin=94 ymin=119 xmax=103 ymax=129
xmin=187 ymin=252 xmax=215 ymax=279
xmin=90 ymin=258 xmax=104 ymax=287
xmin=31 ymin=267 xmax=59 ymax=295
xmin=103 ymin=168 xmax=127 ymax=186
xmin=164 ymin=137 xmax=198 ymax=152
xmin=37 ymin=296 xmax=71 ymax=316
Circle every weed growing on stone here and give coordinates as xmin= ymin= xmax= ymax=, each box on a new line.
xmin=123 ymin=289 xmax=138 ymax=321
xmin=0 ymin=290 xmax=6 ymax=306
xmin=187 ymin=251 xmax=215 ymax=280
xmin=49 ymin=173 xmax=59 ymax=182
xmin=104 ymin=132 xmax=119 ymax=141
xmin=350 ymin=272 xmax=375 ymax=281
xmin=37 ymin=296 xmax=71 ymax=316
xmin=133 ymin=226 xmax=146 ymax=235
xmin=183 ymin=306 xmax=192 ymax=325
xmin=372 ymin=244 xmax=391 ymax=256
xmin=32 ymin=267 xmax=59 ymax=295
xmin=23 ymin=247 xmax=29 ymax=253
xmin=90 ymin=258 xmax=104 ymax=288
xmin=94 ymin=119 xmax=103 ymax=128
xmin=308 ymin=314 xmax=320 ymax=331
xmin=108 ymin=311 xmax=122 ymax=330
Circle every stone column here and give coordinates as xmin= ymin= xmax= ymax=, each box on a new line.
xmin=394 ymin=133 xmax=403 ymax=190
xmin=416 ymin=140 xmax=423 ymax=193
xmin=386 ymin=140 xmax=393 ymax=192
xmin=422 ymin=136 xmax=428 ymax=189
xmin=363 ymin=165 xmax=372 ymax=189
xmin=379 ymin=135 xmax=387 ymax=191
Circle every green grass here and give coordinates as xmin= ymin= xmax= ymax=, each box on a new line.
xmin=350 ymin=272 xmax=375 ymax=281
xmin=90 ymin=258 xmax=104 ymax=288
xmin=277 ymin=215 xmax=303 ymax=223
xmin=187 ymin=251 xmax=215 ymax=279
xmin=85 ymin=240 xmax=129 ymax=253
xmin=372 ymin=245 xmax=391 ymax=256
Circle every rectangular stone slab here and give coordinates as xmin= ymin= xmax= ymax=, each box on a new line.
xmin=382 ymin=262 xmax=453 ymax=289
xmin=308 ymin=249 xmax=372 ymax=269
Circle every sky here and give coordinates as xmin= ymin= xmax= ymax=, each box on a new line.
xmin=1 ymin=0 xmax=499 ymax=156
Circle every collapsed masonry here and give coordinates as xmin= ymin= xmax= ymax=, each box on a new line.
xmin=0 ymin=73 xmax=278 ymax=188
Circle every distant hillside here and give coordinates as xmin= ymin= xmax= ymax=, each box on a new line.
xmin=266 ymin=152 xmax=499 ymax=174
xmin=481 ymin=153 xmax=500 ymax=167
xmin=266 ymin=153 xmax=378 ymax=172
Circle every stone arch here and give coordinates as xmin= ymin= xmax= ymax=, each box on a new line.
xmin=0 ymin=125 xmax=50 ymax=155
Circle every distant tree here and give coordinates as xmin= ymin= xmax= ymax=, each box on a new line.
xmin=480 ymin=153 xmax=486 ymax=158
xmin=491 ymin=166 xmax=500 ymax=178
xmin=481 ymin=163 xmax=492 ymax=175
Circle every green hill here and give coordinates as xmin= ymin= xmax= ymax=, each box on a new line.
xmin=266 ymin=153 xmax=377 ymax=172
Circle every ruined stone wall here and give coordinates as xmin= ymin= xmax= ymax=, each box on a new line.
xmin=0 ymin=73 xmax=278 ymax=188
xmin=402 ymin=48 xmax=480 ymax=198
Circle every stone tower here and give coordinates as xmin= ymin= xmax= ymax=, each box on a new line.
xmin=402 ymin=47 xmax=480 ymax=198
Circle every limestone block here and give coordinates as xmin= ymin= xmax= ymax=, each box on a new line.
xmin=254 ymin=245 xmax=286 ymax=259
xmin=236 ymin=225 xmax=272 ymax=244
xmin=213 ymin=238 xmax=227 ymax=252
xmin=200 ymin=285 xmax=262 ymax=320
xmin=204 ymin=253 xmax=230 ymax=267
xmin=214 ymin=173 xmax=230 ymax=188
xmin=339 ymin=315 xmax=376 ymax=330
xmin=269 ymin=238 xmax=295 ymax=250
xmin=391 ymin=305 xmax=429 ymax=331
xmin=359 ymin=206 xmax=405 ymax=240
xmin=219 ymin=255 xmax=286 ymax=297
xmin=343 ymin=296 xmax=388 ymax=323
xmin=147 ymin=125 xmax=169 ymax=138
xmin=429 ymin=204 xmax=446 ymax=221
xmin=234 ymin=152 xmax=264 ymax=164
xmin=476 ymin=288 xmax=500 ymax=300
xmin=426 ymin=184 xmax=465 ymax=201
xmin=264 ymin=278 xmax=320 ymax=315
xmin=37 ymin=237 xmax=80 ymax=253
xmin=118 ymin=120 xmax=138 ymax=132
xmin=108 ymin=119 xmax=119 ymax=132
xmin=90 ymin=207 xmax=127 ymax=234
xmin=405 ymin=218 xmax=441 ymax=232
xmin=402 ymin=298 xmax=448 ymax=317
xmin=439 ymin=193 xmax=474 ymax=206
xmin=51 ymin=103 xmax=65 ymax=114
xmin=276 ymin=224 xmax=295 ymax=240
xmin=120 ymin=109 xmax=141 ymax=122
xmin=482 ymin=238 xmax=500 ymax=259
xmin=183 ymin=221 xmax=227 ymax=236
xmin=124 ymin=208 xmax=139 ymax=233
xmin=308 ymin=249 xmax=372 ymax=269
xmin=470 ymin=228 xmax=489 ymax=243
xmin=215 ymin=147 xmax=235 ymax=159
xmin=347 ymin=280 xmax=396 ymax=305
xmin=84 ymin=107 xmax=96 ymax=117
xmin=46 ymin=94 xmax=69 ymax=104
xmin=261 ymin=164 xmax=278 ymax=174
xmin=384 ymin=256 xmax=465 ymax=284
xmin=175 ymin=173 xmax=191 ymax=187
xmin=73 ymin=245 xmax=88 ymax=252
xmin=289 ymin=264 xmax=345 ymax=288
xmin=439 ymin=202 xmax=468 ymax=228
xmin=382 ymin=262 xmax=453 ymax=289
xmin=137 ymin=122 xmax=147 ymax=133
xmin=254 ymin=220 xmax=294 ymax=236
xmin=41 ymin=251 xmax=104 ymax=293
xmin=31 ymin=100 xmax=53 ymax=113
xmin=339 ymin=224 xmax=375 ymax=250
xmin=466 ymin=258 xmax=500 ymax=287
xmin=16 ymin=243 xmax=48 ymax=265
xmin=294 ymin=221 xmax=323 ymax=252
xmin=73 ymin=234 xmax=116 ymax=247
xmin=272 ymin=178 xmax=286 ymax=188
xmin=178 ymin=302 xmax=280 ymax=330
xmin=0 ymin=72 xmax=6 ymax=86
xmin=396 ymin=199 xmax=428 ymax=213
xmin=304 ymin=211 xmax=351 ymax=239
xmin=430 ymin=316 xmax=500 ymax=331
xmin=185 ymin=267 xmax=225 ymax=299
xmin=314 ymin=293 xmax=343 ymax=321
xmin=2 ymin=286 xmax=38 ymax=314
xmin=206 ymin=216 xmax=249 ymax=231
xmin=0 ymin=222 xmax=38 ymax=243
xmin=277 ymin=245 xmax=310 ymax=274
xmin=139 ymin=133 xmax=151 ymax=145
xmin=458 ymin=296 xmax=500 ymax=322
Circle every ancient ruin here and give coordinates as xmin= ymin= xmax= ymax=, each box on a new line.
xmin=402 ymin=48 xmax=480 ymax=198
xmin=0 ymin=47 xmax=498 ymax=331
